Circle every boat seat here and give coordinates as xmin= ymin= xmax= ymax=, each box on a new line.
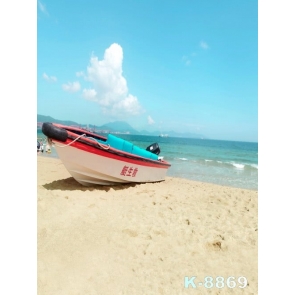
xmin=107 ymin=134 xmax=158 ymax=160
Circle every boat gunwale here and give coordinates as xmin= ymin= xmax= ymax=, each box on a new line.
xmin=48 ymin=123 xmax=171 ymax=168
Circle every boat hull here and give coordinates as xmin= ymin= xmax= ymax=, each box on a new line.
xmin=42 ymin=122 xmax=171 ymax=186
xmin=54 ymin=143 xmax=169 ymax=186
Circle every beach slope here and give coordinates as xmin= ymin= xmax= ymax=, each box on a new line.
xmin=38 ymin=156 xmax=258 ymax=294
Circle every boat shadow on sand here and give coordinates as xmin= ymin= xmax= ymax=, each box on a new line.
xmin=42 ymin=177 xmax=139 ymax=192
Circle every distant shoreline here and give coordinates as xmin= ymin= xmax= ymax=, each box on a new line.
xmin=37 ymin=115 xmax=257 ymax=142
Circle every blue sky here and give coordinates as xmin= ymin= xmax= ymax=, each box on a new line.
xmin=37 ymin=0 xmax=258 ymax=142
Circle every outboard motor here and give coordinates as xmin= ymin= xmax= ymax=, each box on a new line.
xmin=146 ymin=143 xmax=161 ymax=155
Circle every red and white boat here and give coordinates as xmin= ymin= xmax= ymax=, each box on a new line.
xmin=42 ymin=122 xmax=171 ymax=186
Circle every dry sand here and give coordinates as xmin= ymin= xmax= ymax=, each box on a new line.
xmin=37 ymin=155 xmax=258 ymax=295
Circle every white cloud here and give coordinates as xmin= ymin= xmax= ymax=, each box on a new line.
xmin=82 ymin=88 xmax=97 ymax=100
xmin=112 ymin=95 xmax=142 ymax=115
xmin=62 ymin=81 xmax=80 ymax=93
xmin=182 ymin=55 xmax=191 ymax=66
xmin=76 ymin=71 xmax=84 ymax=77
xmin=43 ymin=73 xmax=57 ymax=82
xmin=148 ymin=115 xmax=155 ymax=125
xmin=81 ymin=43 xmax=143 ymax=116
xmin=200 ymin=41 xmax=209 ymax=50
xmin=38 ymin=1 xmax=48 ymax=15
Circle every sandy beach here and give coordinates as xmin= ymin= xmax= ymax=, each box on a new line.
xmin=37 ymin=155 xmax=258 ymax=295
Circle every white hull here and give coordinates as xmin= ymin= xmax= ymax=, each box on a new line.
xmin=54 ymin=144 xmax=169 ymax=186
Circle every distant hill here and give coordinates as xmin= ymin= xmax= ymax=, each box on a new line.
xmin=37 ymin=115 xmax=82 ymax=127
xmin=37 ymin=114 xmax=207 ymax=138
xmin=99 ymin=121 xmax=140 ymax=134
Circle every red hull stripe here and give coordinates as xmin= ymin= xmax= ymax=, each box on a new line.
xmin=56 ymin=137 xmax=171 ymax=169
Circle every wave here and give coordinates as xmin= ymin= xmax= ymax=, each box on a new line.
xmin=205 ymin=160 xmax=245 ymax=170
xmin=203 ymin=159 xmax=258 ymax=170
xmin=176 ymin=157 xmax=188 ymax=161
xmin=172 ymin=157 xmax=258 ymax=170
xmin=232 ymin=163 xmax=245 ymax=170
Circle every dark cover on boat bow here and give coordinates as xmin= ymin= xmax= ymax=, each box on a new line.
xmin=42 ymin=122 xmax=68 ymax=142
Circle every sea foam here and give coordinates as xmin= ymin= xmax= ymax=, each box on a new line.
xmin=177 ymin=157 xmax=188 ymax=161
xmin=232 ymin=163 xmax=245 ymax=169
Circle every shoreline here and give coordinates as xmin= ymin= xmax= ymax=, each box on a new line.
xmin=38 ymin=156 xmax=258 ymax=294
xmin=37 ymin=153 xmax=258 ymax=191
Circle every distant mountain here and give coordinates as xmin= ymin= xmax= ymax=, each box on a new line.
xmin=37 ymin=114 xmax=207 ymax=138
xmin=99 ymin=121 xmax=140 ymax=134
xmin=37 ymin=115 xmax=82 ymax=127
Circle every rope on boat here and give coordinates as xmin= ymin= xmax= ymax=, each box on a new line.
xmin=54 ymin=134 xmax=110 ymax=150
xmin=54 ymin=133 xmax=87 ymax=147
xmin=86 ymin=137 xmax=110 ymax=150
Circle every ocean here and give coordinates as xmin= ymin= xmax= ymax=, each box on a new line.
xmin=37 ymin=131 xmax=258 ymax=190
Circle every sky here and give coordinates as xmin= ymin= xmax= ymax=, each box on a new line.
xmin=37 ymin=0 xmax=258 ymax=142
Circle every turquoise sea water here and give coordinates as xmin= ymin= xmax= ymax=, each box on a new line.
xmin=37 ymin=131 xmax=258 ymax=190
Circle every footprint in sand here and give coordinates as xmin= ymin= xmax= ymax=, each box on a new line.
xmin=122 ymin=229 xmax=138 ymax=237
xmin=206 ymin=239 xmax=227 ymax=251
